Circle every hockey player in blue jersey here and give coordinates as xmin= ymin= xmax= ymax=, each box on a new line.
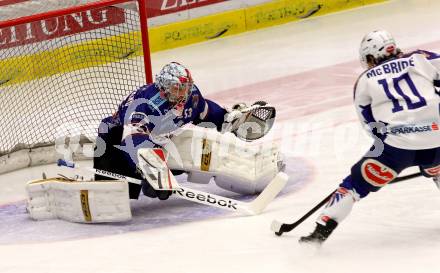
xmin=94 ymin=62 xmax=229 ymax=200
xmin=299 ymin=30 xmax=440 ymax=245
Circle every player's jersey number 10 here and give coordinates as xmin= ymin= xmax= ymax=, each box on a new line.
xmin=378 ymin=72 xmax=427 ymax=113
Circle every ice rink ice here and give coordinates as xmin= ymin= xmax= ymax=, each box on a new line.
xmin=1 ymin=0 xmax=440 ymax=272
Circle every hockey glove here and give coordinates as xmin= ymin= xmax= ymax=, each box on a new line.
xmin=222 ymin=101 xmax=276 ymax=141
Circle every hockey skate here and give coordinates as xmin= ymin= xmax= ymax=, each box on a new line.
xmin=299 ymin=219 xmax=338 ymax=245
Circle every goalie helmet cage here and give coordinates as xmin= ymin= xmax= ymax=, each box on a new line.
xmin=0 ymin=0 xmax=153 ymax=174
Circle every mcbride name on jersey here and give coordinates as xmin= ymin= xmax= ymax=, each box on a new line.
xmin=115 ymin=83 xmax=210 ymax=147
xmin=354 ymin=50 xmax=440 ymax=149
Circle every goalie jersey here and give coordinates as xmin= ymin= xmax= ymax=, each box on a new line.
xmin=354 ymin=50 xmax=440 ymax=149
xmin=112 ymin=83 xmax=226 ymax=148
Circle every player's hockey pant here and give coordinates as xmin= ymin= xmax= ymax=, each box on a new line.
xmin=344 ymin=143 xmax=440 ymax=198
xmin=94 ymin=116 xmax=142 ymax=199
xmin=317 ymin=143 xmax=440 ymax=225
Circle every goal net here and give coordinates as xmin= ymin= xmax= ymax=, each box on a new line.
xmin=0 ymin=0 xmax=152 ymax=173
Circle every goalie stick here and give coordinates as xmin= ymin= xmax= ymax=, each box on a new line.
xmin=57 ymin=159 xmax=288 ymax=215
xmin=271 ymin=171 xmax=423 ymax=236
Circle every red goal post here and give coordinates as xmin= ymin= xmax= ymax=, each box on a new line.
xmin=0 ymin=0 xmax=153 ymax=174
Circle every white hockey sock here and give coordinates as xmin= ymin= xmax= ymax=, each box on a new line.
xmin=317 ymin=187 xmax=360 ymax=225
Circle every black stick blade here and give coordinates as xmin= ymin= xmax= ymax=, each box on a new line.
xmin=271 ymin=220 xmax=286 ymax=236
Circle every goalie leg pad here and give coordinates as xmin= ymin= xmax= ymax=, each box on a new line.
xmin=166 ymin=127 xmax=284 ymax=195
xmin=26 ymin=178 xmax=131 ymax=223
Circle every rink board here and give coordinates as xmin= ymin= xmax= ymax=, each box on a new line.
xmin=0 ymin=0 xmax=386 ymax=86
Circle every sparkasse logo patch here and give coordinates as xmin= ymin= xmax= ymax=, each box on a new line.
xmin=389 ymin=122 xmax=439 ymax=135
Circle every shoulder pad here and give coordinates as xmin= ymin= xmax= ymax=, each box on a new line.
xmin=134 ymin=85 xmax=167 ymax=111
xmin=353 ymin=70 xmax=369 ymax=100
xmin=402 ymin=49 xmax=440 ymax=60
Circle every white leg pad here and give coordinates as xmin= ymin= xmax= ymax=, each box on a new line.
xmin=165 ymin=127 xmax=284 ymax=195
xmin=317 ymin=187 xmax=360 ymax=225
xmin=26 ymin=178 xmax=131 ymax=223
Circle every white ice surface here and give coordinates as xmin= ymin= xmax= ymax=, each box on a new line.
xmin=1 ymin=0 xmax=440 ymax=272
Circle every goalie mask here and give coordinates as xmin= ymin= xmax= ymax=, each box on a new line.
xmin=155 ymin=62 xmax=194 ymax=104
xmin=359 ymin=30 xmax=400 ymax=69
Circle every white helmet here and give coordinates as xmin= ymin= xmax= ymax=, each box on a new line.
xmin=155 ymin=62 xmax=194 ymax=104
xmin=359 ymin=30 xmax=398 ymax=69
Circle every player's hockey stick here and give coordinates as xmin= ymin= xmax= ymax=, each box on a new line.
xmin=57 ymin=159 xmax=288 ymax=215
xmin=271 ymin=171 xmax=423 ymax=236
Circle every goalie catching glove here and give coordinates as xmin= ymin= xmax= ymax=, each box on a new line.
xmin=222 ymin=101 xmax=276 ymax=141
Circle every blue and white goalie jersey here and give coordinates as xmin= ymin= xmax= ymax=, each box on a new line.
xmin=354 ymin=50 xmax=440 ymax=149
